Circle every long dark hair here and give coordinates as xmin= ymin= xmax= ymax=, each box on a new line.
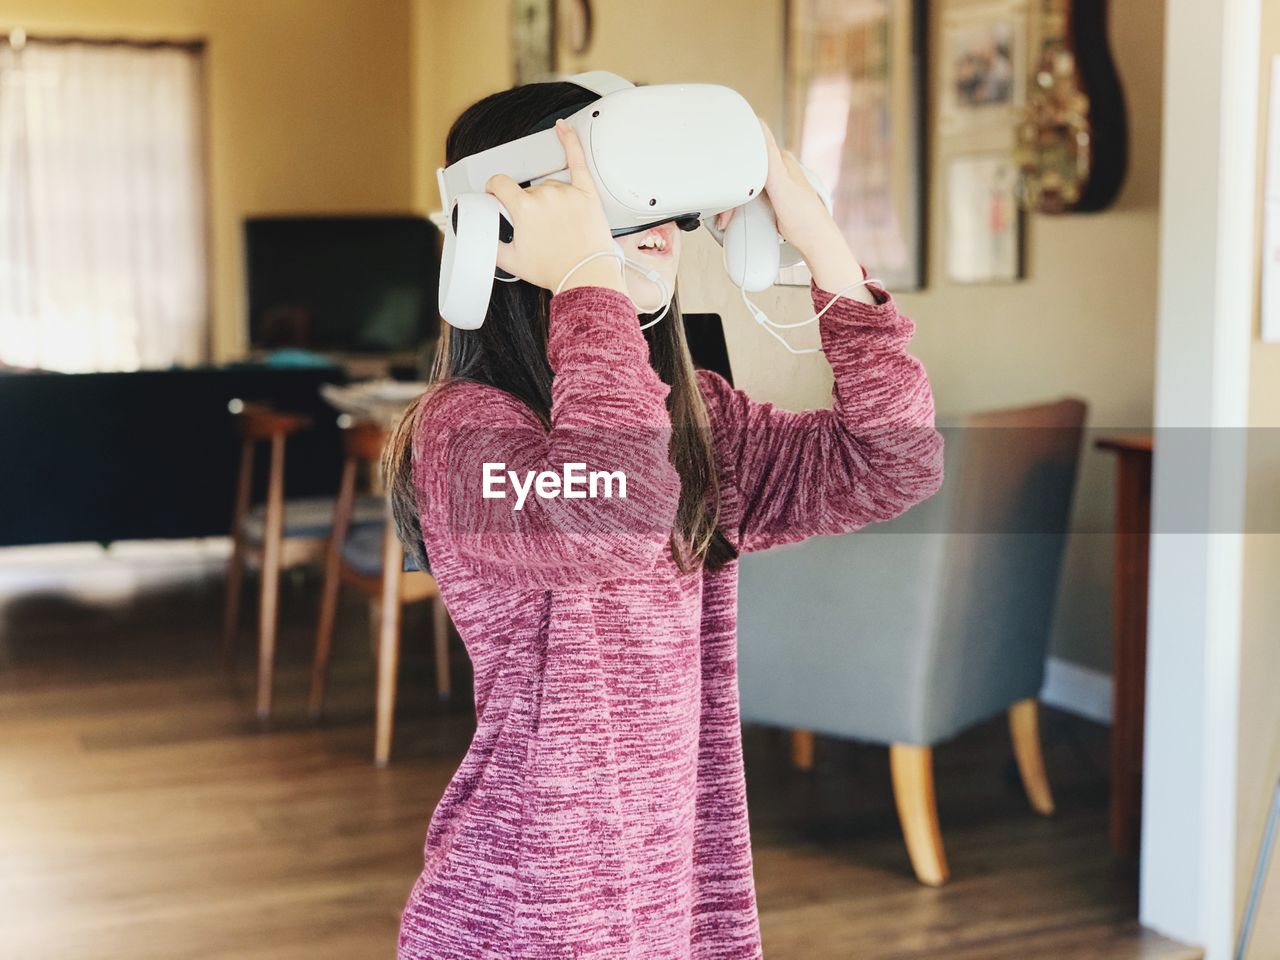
xmin=385 ymin=80 xmax=737 ymax=575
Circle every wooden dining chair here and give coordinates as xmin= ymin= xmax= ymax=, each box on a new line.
xmin=308 ymin=420 xmax=451 ymax=766
xmin=222 ymin=401 xmax=383 ymax=719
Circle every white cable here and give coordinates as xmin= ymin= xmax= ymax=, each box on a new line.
xmin=553 ymin=250 xmax=623 ymax=294
xmin=504 ymin=250 xmax=874 ymax=349
xmin=738 ymin=276 xmax=882 ymax=355
xmin=552 ymin=249 xmax=672 ymax=329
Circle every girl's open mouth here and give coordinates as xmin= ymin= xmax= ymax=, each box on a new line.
xmin=632 ymin=222 xmax=676 ymax=258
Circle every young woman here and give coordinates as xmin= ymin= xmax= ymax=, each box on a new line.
xmin=385 ymin=79 xmax=943 ymax=960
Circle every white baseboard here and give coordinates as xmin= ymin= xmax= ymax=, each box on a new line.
xmin=1040 ymin=656 xmax=1113 ymax=725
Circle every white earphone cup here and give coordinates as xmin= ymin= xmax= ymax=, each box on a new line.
xmin=779 ymin=161 xmax=834 ymax=269
xmin=723 ymin=195 xmax=781 ymax=292
xmin=440 ymin=193 xmax=506 ymax=330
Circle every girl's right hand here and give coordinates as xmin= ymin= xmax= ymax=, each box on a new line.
xmin=485 ymin=119 xmax=626 ymax=295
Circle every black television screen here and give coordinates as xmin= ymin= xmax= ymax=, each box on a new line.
xmin=245 ymin=215 xmax=441 ymax=354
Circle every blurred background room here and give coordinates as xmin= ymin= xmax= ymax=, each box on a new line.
xmin=0 ymin=1 xmax=1276 ymax=958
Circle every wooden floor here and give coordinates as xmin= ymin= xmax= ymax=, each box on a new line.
xmin=0 ymin=541 xmax=1200 ymax=960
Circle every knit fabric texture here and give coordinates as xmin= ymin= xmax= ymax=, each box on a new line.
xmin=398 ymin=277 xmax=944 ymax=959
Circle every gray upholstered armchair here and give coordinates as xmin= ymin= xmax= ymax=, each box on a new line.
xmin=736 ymin=397 xmax=1087 ymax=886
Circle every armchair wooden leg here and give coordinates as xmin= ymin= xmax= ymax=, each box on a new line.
xmin=1009 ymin=698 xmax=1056 ymax=815
xmin=890 ymin=744 xmax=950 ymax=887
xmin=432 ymin=593 xmax=451 ymax=701
xmin=790 ymin=730 xmax=815 ymax=771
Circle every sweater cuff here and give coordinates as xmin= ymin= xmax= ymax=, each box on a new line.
xmin=549 ymin=283 xmax=636 ymax=316
xmin=547 ymin=284 xmax=649 ymax=369
xmin=810 ymin=271 xmax=896 ymax=323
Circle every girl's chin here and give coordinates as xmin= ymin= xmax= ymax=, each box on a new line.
xmin=625 ymin=272 xmax=675 ymax=302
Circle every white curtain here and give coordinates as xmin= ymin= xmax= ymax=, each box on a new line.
xmin=0 ymin=40 xmax=208 ymax=372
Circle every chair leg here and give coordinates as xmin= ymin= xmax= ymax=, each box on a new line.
xmin=308 ymin=544 xmax=343 ymax=719
xmin=790 ymin=730 xmax=815 ymax=771
xmin=221 ymin=536 xmax=246 ymax=666
xmin=309 ymin=457 xmax=358 ymax=720
xmin=1009 ymin=698 xmax=1056 ymax=815
xmin=374 ymin=525 xmax=403 ymax=766
xmin=890 ymin=743 xmax=950 ymax=886
xmin=222 ymin=437 xmax=254 ymax=665
xmin=432 ymin=593 xmax=451 ymax=701
xmin=255 ymin=435 xmax=286 ymax=721
xmin=367 ymin=598 xmax=383 ymax=659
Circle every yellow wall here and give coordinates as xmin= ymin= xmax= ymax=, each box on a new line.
xmin=1236 ymin=2 xmax=1280 ymax=948
xmin=412 ymin=0 xmax=1165 ymax=672
xmin=0 ymin=0 xmax=415 ymax=362
xmin=410 ymin=0 xmax=511 ymax=213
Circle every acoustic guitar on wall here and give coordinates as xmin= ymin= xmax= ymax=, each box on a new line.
xmin=1015 ymin=0 xmax=1128 ymax=213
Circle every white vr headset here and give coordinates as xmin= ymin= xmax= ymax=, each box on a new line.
xmin=436 ymin=70 xmax=835 ymax=331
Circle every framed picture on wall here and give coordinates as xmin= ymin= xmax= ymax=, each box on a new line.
xmin=945 ymin=152 xmax=1024 ymax=283
xmin=783 ymin=0 xmax=927 ymax=291
xmin=512 ymin=0 xmax=556 ymax=84
xmin=939 ymin=0 xmax=1028 ymax=134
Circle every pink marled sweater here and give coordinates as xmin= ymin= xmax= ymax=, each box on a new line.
xmin=398 ymin=278 xmax=943 ymax=959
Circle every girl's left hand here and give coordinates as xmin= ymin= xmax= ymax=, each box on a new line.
xmin=714 ymin=117 xmax=839 ymax=258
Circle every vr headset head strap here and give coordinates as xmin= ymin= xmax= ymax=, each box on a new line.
xmin=437 ymin=73 xmax=630 ymax=213
xmin=525 ymin=70 xmax=634 ymax=135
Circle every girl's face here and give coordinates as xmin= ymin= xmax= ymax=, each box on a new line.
xmin=616 ymin=220 xmax=682 ymax=315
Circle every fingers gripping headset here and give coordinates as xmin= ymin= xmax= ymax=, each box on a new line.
xmin=436 ymin=70 xmax=877 ymax=354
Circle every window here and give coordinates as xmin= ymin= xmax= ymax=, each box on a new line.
xmin=0 ymin=37 xmax=208 ymax=373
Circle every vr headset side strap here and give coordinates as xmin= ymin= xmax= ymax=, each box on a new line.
xmin=438 ymin=130 xmax=567 ymax=213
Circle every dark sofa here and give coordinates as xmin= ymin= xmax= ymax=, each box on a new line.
xmin=0 ymin=364 xmax=349 ymax=548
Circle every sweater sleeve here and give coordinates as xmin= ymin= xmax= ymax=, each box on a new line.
xmin=699 ymin=276 xmax=944 ymax=554
xmin=414 ymin=285 xmax=682 ymax=589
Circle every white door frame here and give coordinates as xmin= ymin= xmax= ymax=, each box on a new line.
xmin=1142 ymin=0 xmax=1260 ymax=955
